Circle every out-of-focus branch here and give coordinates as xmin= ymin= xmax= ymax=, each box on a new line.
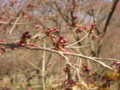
xmin=8 ymin=14 xmax=22 ymax=35
xmin=22 ymin=53 xmax=43 ymax=73
xmin=65 ymin=44 xmax=91 ymax=49
xmin=93 ymin=57 xmax=119 ymax=61
xmin=103 ymin=0 xmax=119 ymax=36
xmin=0 ymin=21 xmax=37 ymax=25
xmin=42 ymin=40 xmax=46 ymax=90
xmin=0 ymin=18 xmax=42 ymax=25
xmin=66 ymin=33 xmax=89 ymax=47
xmin=54 ymin=2 xmax=70 ymax=23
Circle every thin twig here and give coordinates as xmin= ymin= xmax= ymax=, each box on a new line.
xmin=9 ymin=14 xmax=22 ymax=35
xmin=66 ymin=33 xmax=89 ymax=47
xmin=93 ymin=57 xmax=119 ymax=61
xmin=22 ymin=52 xmax=43 ymax=73
xmin=42 ymin=40 xmax=46 ymax=90
xmin=65 ymin=44 xmax=91 ymax=49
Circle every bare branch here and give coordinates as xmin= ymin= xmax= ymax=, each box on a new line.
xmin=0 ymin=42 xmax=114 ymax=70
xmin=22 ymin=52 xmax=43 ymax=73
xmin=103 ymin=0 xmax=119 ymax=36
xmin=8 ymin=14 xmax=22 ymax=35
xmin=66 ymin=33 xmax=89 ymax=47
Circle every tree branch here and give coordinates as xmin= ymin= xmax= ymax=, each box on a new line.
xmin=103 ymin=0 xmax=119 ymax=36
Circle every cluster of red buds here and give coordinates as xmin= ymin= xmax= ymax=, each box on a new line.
xmin=53 ymin=35 xmax=68 ymax=52
xmin=76 ymin=26 xmax=87 ymax=33
xmin=35 ymin=24 xmax=42 ymax=29
xmin=112 ymin=61 xmax=120 ymax=66
xmin=17 ymin=31 xmax=31 ymax=46
xmin=63 ymin=67 xmax=70 ymax=73
xmin=71 ymin=15 xmax=78 ymax=27
xmin=61 ymin=79 xmax=76 ymax=90
xmin=100 ymin=74 xmax=112 ymax=88
xmin=88 ymin=24 xmax=99 ymax=40
xmin=86 ymin=76 xmax=94 ymax=83
xmin=74 ymin=23 xmax=87 ymax=33
xmin=76 ymin=27 xmax=84 ymax=33
xmin=101 ymin=75 xmax=107 ymax=81
xmin=72 ymin=15 xmax=78 ymax=20
xmin=82 ymin=64 xmax=90 ymax=72
xmin=45 ymin=27 xmax=60 ymax=41
xmin=91 ymin=24 xmax=96 ymax=29
xmin=111 ymin=61 xmax=120 ymax=73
